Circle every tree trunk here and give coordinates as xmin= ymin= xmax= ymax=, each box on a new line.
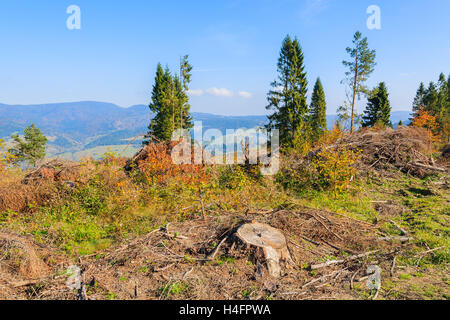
xmin=180 ymin=57 xmax=183 ymax=130
xmin=350 ymin=57 xmax=358 ymax=134
xmin=235 ymin=222 xmax=293 ymax=277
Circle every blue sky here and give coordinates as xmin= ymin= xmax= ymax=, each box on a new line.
xmin=0 ymin=0 xmax=449 ymax=115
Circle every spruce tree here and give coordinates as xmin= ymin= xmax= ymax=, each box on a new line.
xmin=146 ymin=60 xmax=193 ymax=143
xmin=310 ymin=77 xmax=327 ymax=141
xmin=412 ymin=82 xmax=427 ymax=113
xmin=437 ymin=73 xmax=449 ymax=125
xmin=441 ymin=73 xmax=450 ymax=143
xmin=147 ymin=64 xmax=171 ymax=142
xmin=447 ymin=74 xmax=450 ymax=101
xmin=266 ymin=35 xmax=309 ymax=149
xmin=362 ymin=82 xmax=391 ymax=128
xmin=423 ymin=82 xmax=439 ymax=115
xmin=447 ymin=74 xmax=450 ymax=116
xmin=342 ymin=31 xmax=377 ymax=133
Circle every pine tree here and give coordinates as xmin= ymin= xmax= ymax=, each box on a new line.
xmin=266 ymin=35 xmax=309 ymax=149
xmin=9 ymin=124 xmax=48 ymax=167
xmin=362 ymin=82 xmax=391 ymax=128
xmin=310 ymin=78 xmax=327 ymax=141
xmin=179 ymin=55 xmax=193 ymax=130
xmin=342 ymin=31 xmax=377 ymax=133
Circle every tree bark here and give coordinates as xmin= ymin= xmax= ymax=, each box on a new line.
xmin=351 ymin=57 xmax=358 ymax=134
xmin=235 ymin=222 xmax=293 ymax=277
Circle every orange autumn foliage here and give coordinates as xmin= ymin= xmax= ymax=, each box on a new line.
xmin=411 ymin=107 xmax=440 ymax=152
xmin=136 ymin=141 xmax=210 ymax=187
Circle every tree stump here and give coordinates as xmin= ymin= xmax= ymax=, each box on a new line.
xmin=235 ymin=222 xmax=292 ymax=277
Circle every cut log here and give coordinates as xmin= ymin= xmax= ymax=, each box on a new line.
xmin=408 ymin=162 xmax=446 ymax=172
xmin=235 ymin=222 xmax=292 ymax=277
xmin=310 ymin=250 xmax=379 ymax=270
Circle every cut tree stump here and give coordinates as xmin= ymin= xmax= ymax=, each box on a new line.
xmin=235 ymin=222 xmax=292 ymax=277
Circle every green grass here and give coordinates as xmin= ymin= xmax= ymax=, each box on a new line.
xmin=159 ymin=281 xmax=188 ymax=298
xmin=216 ymin=256 xmax=236 ymax=266
xmin=297 ymin=189 xmax=379 ymax=223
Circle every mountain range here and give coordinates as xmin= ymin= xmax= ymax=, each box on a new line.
xmin=0 ymin=101 xmax=412 ymax=160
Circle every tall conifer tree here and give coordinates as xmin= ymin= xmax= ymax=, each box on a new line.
xmin=266 ymin=35 xmax=309 ymax=149
xmin=342 ymin=31 xmax=376 ymax=133
xmin=362 ymin=82 xmax=391 ymax=128
xmin=310 ymin=78 xmax=327 ymax=141
xmin=423 ymin=82 xmax=439 ymax=115
xmin=146 ymin=59 xmax=193 ymax=143
xmin=412 ymin=82 xmax=427 ymax=113
xmin=437 ymin=73 xmax=449 ymax=125
xmin=179 ymin=55 xmax=193 ymax=130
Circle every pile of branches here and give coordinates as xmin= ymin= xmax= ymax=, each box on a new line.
xmin=23 ymin=159 xmax=88 ymax=185
xmin=0 ymin=160 xmax=94 ymax=213
xmin=338 ymin=126 xmax=446 ymax=177
xmin=0 ymin=232 xmax=70 ymax=300
xmin=124 ymin=139 xmax=204 ymax=172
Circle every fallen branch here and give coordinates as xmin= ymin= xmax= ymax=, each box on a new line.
xmin=310 ymin=250 xmax=379 ymax=270
xmin=302 ymin=268 xmax=349 ymax=288
xmin=390 ymin=255 xmax=397 ymax=277
xmin=378 ymin=236 xmax=412 ymax=242
xmin=154 ymin=263 xmax=176 ymax=272
xmin=414 ymin=246 xmax=445 ymax=258
xmin=301 ymin=235 xmax=320 ymax=246
xmin=389 ymin=220 xmax=409 ymax=236
xmin=207 ymin=236 xmax=228 ymax=260
xmin=163 ymin=223 xmax=189 ymax=240
xmin=350 ymin=268 xmax=362 ymax=290
xmin=372 ymin=287 xmax=380 ymax=300
xmin=182 ymin=267 xmax=194 ymax=280
xmin=303 ymin=212 xmax=344 ymax=241
xmin=11 ymin=280 xmax=41 ymax=288
xmin=408 ymin=162 xmax=446 ymax=172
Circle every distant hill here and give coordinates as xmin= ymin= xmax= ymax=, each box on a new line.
xmin=0 ymin=101 xmax=412 ymax=159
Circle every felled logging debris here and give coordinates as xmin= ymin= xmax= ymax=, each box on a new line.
xmin=0 ymin=205 xmax=443 ymax=300
xmin=310 ymin=126 xmax=447 ymax=177
xmin=22 ymin=159 xmax=90 ymax=185
xmin=124 ymin=139 xmax=205 ymax=173
xmin=0 ymin=232 xmax=70 ymax=300
xmin=67 ymin=209 xmax=398 ymax=300
xmin=0 ymin=160 xmax=96 ymax=213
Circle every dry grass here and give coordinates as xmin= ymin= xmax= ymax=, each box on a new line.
xmin=0 ymin=170 xmax=57 ymax=213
